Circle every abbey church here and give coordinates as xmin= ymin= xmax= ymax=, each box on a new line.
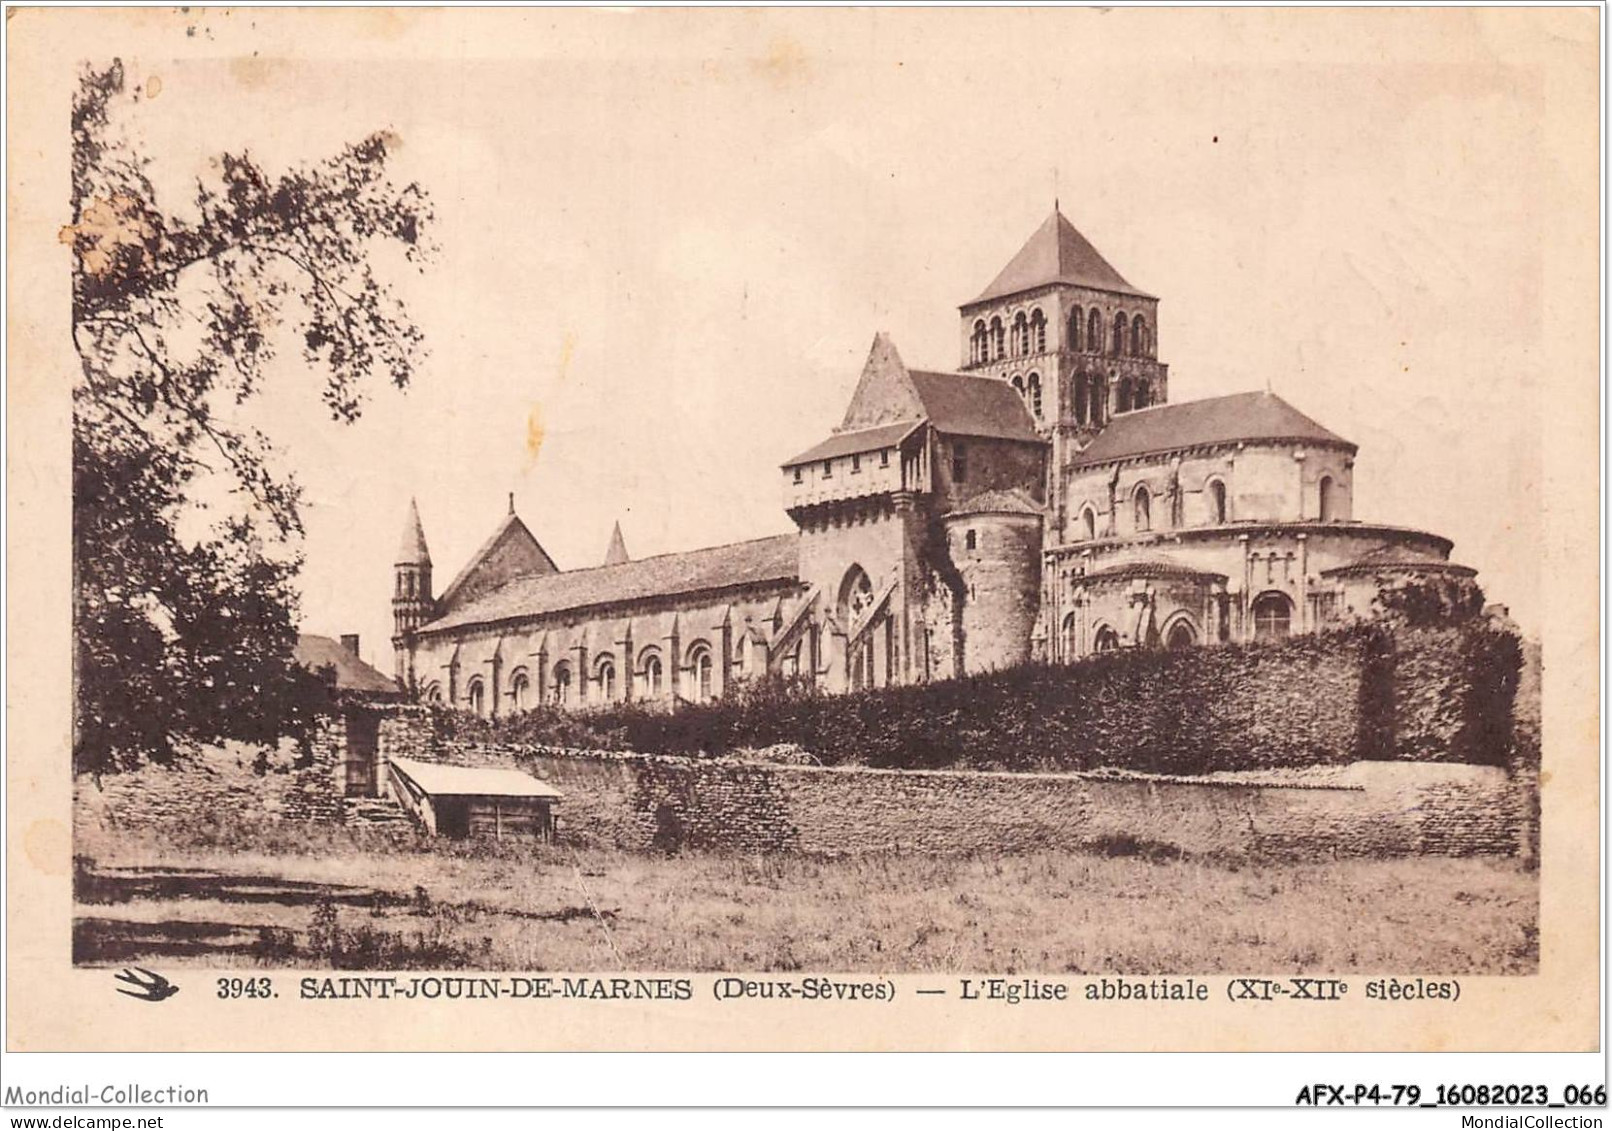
xmin=391 ymin=209 xmax=1477 ymax=714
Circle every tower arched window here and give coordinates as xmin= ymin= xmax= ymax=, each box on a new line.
xmin=1069 ymin=306 xmax=1083 ymax=352
xmin=1027 ymin=372 xmax=1042 ymax=417
xmin=1030 ymin=309 xmax=1046 ymax=353
xmin=1113 ymin=311 xmax=1128 ymax=357
xmin=1133 ymin=484 xmax=1152 ymax=532
xmin=1117 ymin=377 xmax=1134 ymax=414
xmin=1208 ymin=478 xmax=1228 ymax=525
xmin=1080 ymin=506 xmax=1097 ymax=541
xmin=1251 ymin=592 xmax=1293 ymax=642
xmin=1132 ymin=313 xmax=1148 ymax=358
xmin=971 ymin=319 xmax=987 ymax=365
xmin=1087 ymin=309 xmax=1103 ymax=355
xmin=1318 ymin=475 xmax=1336 ymax=522
xmin=990 ymin=317 xmax=1005 ymax=360
xmin=1091 ymin=375 xmax=1108 ymax=425
xmin=1074 ymin=373 xmax=1089 ymax=424
xmin=1133 ymin=379 xmax=1149 ymax=410
xmin=1011 ymin=311 xmax=1029 ymax=356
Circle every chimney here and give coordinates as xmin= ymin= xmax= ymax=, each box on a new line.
xmin=341 ymin=633 xmax=361 ymax=657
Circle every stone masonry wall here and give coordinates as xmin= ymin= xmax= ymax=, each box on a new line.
xmin=438 ymin=742 xmax=1532 ymax=861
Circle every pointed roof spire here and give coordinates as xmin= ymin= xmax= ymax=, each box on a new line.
xmin=396 ymin=497 xmax=432 ymax=566
xmin=604 ymin=520 xmax=630 ymax=566
xmin=969 ymin=209 xmax=1153 ymax=305
xmin=837 ymin=332 xmax=927 ymax=432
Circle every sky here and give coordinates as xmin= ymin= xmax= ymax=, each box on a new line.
xmin=99 ymin=7 xmax=1589 ymax=668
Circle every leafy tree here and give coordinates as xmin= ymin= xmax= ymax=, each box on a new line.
xmin=68 ymin=60 xmax=434 ymax=772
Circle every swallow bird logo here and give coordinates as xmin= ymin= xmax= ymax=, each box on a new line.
xmin=114 ymin=967 xmax=179 ymax=1002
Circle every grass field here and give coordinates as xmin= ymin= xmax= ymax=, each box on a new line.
xmin=73 ymin=821 xmax=1539 ymax=974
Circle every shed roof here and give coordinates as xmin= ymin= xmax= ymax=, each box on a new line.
xmin=420 ymin=533 xmax=801 ymax=634
xmin=1074 ymin=391 xmax=1354 ymax=467
xmin=390 ymin=757 xmax=563 ymax=800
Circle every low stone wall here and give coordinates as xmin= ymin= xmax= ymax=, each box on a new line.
xmin=73 ymin=704 xmax=436 ymax=835
xmin=437 ymin=742 xmax=1533 ymax=861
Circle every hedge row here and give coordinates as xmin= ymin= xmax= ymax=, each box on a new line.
xmin=441 ymin=624 xmax=1523 ymax=775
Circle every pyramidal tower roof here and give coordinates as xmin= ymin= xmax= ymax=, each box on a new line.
xmin=604 ymin=521 xmax=630 ymax=566
xmin=969 ymin=208 xmax=1153 ymax=305
xmin=396 ymin=497 xmax=432 ymax=566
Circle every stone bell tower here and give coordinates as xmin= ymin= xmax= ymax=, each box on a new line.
xmin=391 ymin=497 xmax=435 ymax=690
xmin=957 ymin=205 xmax=1170 ymax=535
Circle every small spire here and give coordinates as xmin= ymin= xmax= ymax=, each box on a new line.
xmin=604 ymin=520 xmax=630 ymax=567
xmin=396 ymin=497 xmax=432 ymax=567
xmin=508 ymin=491 xmax=516 ymax=516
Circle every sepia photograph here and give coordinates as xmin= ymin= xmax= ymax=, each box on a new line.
xmin=5 ymin=5 xmax=1600 ymax=1068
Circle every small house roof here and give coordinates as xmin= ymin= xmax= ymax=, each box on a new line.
xmin=389 ymin=756 xmax=564 ymax=800
xmin=294 ymin=634 xmax=401 ymax=696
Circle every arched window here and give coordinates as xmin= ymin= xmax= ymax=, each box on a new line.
xmin=1074 ymin=373 xmax=1089 ymax=423
xmin=467 ymin=677 xmax=486 ymax=717
xmin=1132 ymin=314 xmax=1147 ymax=358
xmin=1165 ymin=618 xmax=1197 ymax=650
xmin=1069 ymin=306 xmax=1083 ymax=351
xmin=552 ymin=661 xmax=572 ymax=705
xmin=1133 ymin=380 xmax=1149 ymax=409
xmin=1133 ymin=484 xmax=1152 ymax=532
xmin=1011 ymin=311 xmax=1028 ymax=356
xmin=1087 ymin=309 xmax=1103 ymax=354
xmin=1081 ymin=506 xmax=1097 ymax=541
xmin=1062 ymin=612 xmax=1079 ymax=659
xmin=1094 ymin=625 xmax=1121 ymax=652
xmin=1027 ymin=372 xmax=1042 ymax=417
xmin=595 ymin=655 xmax=616 ymax=702
xmin=510 ymin=670 xmax=530 ymax=713
xmin=839 ymin=564 xmax=876 ymax=624
xmin=639 ymin=651 xmax=663 ymax=698
xmin=423 ymin=682 xmax=443 ymax=704
xmin=1113 ymin=312 xmax=1128 ymax=356
xmin=964 ymin=529 xmax=977 ymax=551
xmin=971 ymin=319 xmax=987 ymax=365
xmin=990 ymin=317 xmax=1005 ymax=360
xmin=1117 ymin=377 xmax=1134 ymax=414
xmin=1011 ymin=374 xmax=1024 ymax=394
xmin=1318 ymin=475 xmax=1336 ymax=522
xmin=1091 ymin=375 xmax=1107 ymax=425
xmin=687 ymin=644 xmax=713 ymax=702
xmin=1251 ymin=592 xmax=1293 ymax=642
xmin=1208 ymin=478 xmax=1228 ymax=524
xmin=1030 ymin=308 xmax=1046 ymax=353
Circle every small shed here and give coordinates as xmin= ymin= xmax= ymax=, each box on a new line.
xmin=386 ymin=757 xmax=563 ymax=841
